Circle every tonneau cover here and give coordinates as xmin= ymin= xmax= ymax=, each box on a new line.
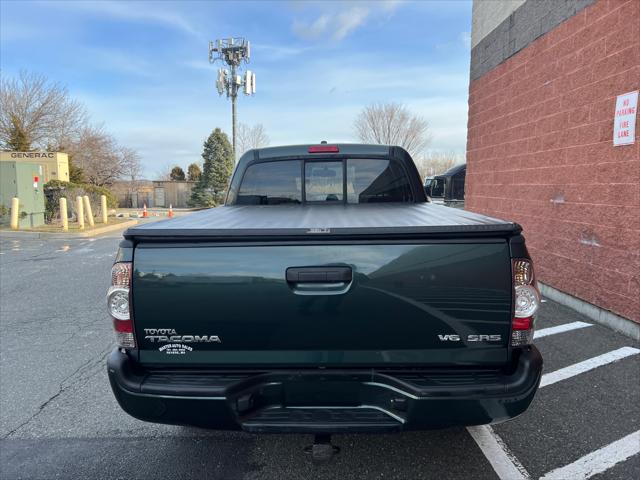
xmin=124 ymin=204 xmax=520 ymax=240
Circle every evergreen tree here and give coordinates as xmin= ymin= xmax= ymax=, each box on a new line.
xmin=170 ymin=166 xmax=186 ymax=181
xmin=187 ymin=163 xmax=201 ymax=181
xmin=68 ymin=155 xmax=86 ymax=183
xmin=6 ymin=115 xmax=31 ymax=151
xmin=188 ymin=128 xmax=233 ymax=207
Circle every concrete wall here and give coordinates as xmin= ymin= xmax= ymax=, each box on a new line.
xmin=471 ymin=0 xmax=525 ymax=48
xmin=471 ymin=0 xmax=596 ymax=80
xmin=466 ymin=0 xmax=640 ymax=322
xmin=152 ymin=181 xmax=195 ymax=208
xmin=110 ymin=181 xmax=154 ymax=208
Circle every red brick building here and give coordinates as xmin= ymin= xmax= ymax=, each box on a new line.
xmin=466 ymin=0 xmax=639 ymax=323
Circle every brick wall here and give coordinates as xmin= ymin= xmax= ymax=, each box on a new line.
xmin=466 ymin=0 xmax=639 ymax=322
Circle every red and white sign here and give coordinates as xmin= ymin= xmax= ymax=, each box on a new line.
xmin=613 ymin=90 xmax=638 ymax=146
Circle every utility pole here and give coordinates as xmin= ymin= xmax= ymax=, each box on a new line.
xmin=209 ymin=37 xmax=256 ymax=160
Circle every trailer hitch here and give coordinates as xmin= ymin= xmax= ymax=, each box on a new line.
xmin=304 ymin=434 xmax=340 ymax=464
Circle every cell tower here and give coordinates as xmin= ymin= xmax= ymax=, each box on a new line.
xmin=208 ymin=37 xmax=256 ymax=160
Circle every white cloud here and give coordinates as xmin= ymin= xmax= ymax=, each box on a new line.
xmin=292 ymin=1 xmax=403 ymax=42
xmin=251 ymin=43 xmax=312 ymax=61
xmin=460 ymin=31 xmax=471 ymax=48
xmin=257 ymin=56 xmax=469 ymax=98
xmin=293 ymin=14 xmax=332 ymax=41
xmin=78 ymin=47 xmax=156 ymax=77
xmin=333 ymin=7 xmax=370 ymax=40
xmin=182 ymin=59 xmax=216 ymax=72
xmin=76 ymin=51 xmax=469 ymax=177
xmin=413 ymin=98 xmax=469 ymax=154
xmin=42 ymin=0 xmax=203 ymax=39
xmin=436 ymin=31 xmax=472 ymax=53
xmin=0 ymin=23 xmax=48 ymax=43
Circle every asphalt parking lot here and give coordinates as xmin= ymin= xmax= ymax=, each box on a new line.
xmin=1 ymin=232 xmax=638 ymax=480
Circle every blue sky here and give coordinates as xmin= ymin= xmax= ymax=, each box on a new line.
xmin=1 ymin=0 xmax=472 ymax=178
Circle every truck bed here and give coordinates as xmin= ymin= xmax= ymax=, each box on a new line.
xmin=124 ymin=204 xmax=520 ymax=240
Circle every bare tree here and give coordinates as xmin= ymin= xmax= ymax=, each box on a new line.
xmin=415 ymin=151 xmax=464 ymax=180
xmin=119 ymin=147 xmax=143 ymax=202
xmin=66 ymin=125 xmax=141 ymax=186
xmin=120 ymin=147 xmax=142 ymax=182
xmin=0 ymin=71 xmax=87 ymax=150
xmin=354 ymin=102 xmax=430 ymax=158
xmin=155 ymin=162 xmax=175 ymax=181
xmin=236 ymin=123 xmax=270 ymax=158
xmin=0 ymin=71 xmax=142 ymax=187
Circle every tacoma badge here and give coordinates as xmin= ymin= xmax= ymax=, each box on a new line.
xmin=144 ymin=328 xmax=222 ymax=343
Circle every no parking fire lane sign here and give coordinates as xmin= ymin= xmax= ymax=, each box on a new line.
xmin=613 ymin=90 xmax=638 ymax=146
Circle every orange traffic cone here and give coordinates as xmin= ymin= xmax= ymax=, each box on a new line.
xmin=143 ymin=204 xmax=149 ymax=218
xmin=168 ymin=204 xmax=174 ymax=218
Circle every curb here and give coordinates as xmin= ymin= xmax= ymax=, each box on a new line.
xmin=539 ymin=282 xmax=640 ymax=341
xmin=0 ymin=220 xmax=139 ymax=239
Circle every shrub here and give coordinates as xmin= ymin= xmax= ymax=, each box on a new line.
xmin=0 ymin=204 xmax=8 ymax=225
xmin=44 ymin=180 xmax=118 ymax=223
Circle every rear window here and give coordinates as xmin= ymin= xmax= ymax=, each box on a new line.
xmin=236 ymin=160 xmax=302 ymax=205
xmin=305 ymin=161 xmax=343 ymax=202
xmin=236 ymin=158 xmax=413 ymax=204
xmin=347 ymin=159 xmax=413 ymax=203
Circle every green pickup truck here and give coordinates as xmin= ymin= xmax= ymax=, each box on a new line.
xmin=107 ymin=144 xmax=542 ymax=453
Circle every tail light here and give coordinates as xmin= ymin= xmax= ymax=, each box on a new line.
xmin=107 ymin=262 xmax=135 ymax=348
xmin=511 ymin=259 xmax=540 ymax=347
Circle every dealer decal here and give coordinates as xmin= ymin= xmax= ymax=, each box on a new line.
xmin=159 ymin=343 xmax=193 ymax=355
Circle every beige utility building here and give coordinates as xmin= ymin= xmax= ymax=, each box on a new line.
xmin=0 ymin=152 xmax=70 ymax=183
xmin=152 ymin=180 xmax=195 ymax=208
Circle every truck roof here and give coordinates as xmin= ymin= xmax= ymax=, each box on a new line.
xmin=124 ymin=203 xmax=520 ymax=241
xmin=239 ymin=143 xmax=392 ymax=166
xmin=436 ymin=163 xmax=466 ymax=178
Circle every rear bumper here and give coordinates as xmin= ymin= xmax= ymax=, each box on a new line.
xmin=108 ymin=347 xmax=542 ymax=433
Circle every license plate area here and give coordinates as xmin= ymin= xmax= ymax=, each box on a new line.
xmin=284 ymin=381 xmax=360 ymax=406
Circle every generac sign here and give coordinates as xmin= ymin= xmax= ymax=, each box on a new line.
xmin=9 ymin=152 xmax=55 ymax=159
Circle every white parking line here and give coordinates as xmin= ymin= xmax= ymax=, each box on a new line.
xmin=534 ymin=321 xmax=592 ymax=339
xmin=540 ymin=430 xmax=640 ymax=480
xmin=469 ymin=320 xmax=639 ymax=479
xmin=467 ymin=425 xmax=531 ymax=480
xmin=540 ymin=346 xmax=640 ymax=388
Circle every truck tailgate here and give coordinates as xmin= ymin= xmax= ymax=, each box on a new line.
xmin=132 ymin=241 xmax=513 ymax=367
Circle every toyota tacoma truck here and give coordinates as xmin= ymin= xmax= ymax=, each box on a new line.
xmin=107 ymin=144 xmax=542 ymax=444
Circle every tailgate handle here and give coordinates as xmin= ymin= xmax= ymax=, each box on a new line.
xmin=286 ymin=266 xmax=352 ymax=284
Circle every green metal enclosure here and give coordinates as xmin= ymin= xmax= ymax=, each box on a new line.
xmin=0 ymin=162 xmax=46 ymax=228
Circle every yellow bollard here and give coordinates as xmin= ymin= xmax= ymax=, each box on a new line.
xmin=76 ymin=196 xmax=85 ymax=230
xmin=60 ymin=197 xmax=69 ymax=231
xmin=10 ymin=197 xmax=19 ymax=230
xmin=83 ymin=195 xmax=95 ymax=227
xmin=100 ymin=195 xmax=108 ymax=224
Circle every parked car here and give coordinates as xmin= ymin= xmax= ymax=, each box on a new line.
xmin=423 ymin=175 xmax=434 ymax=196
xmin=430 ymin=163 xmax=466 ymax=207
xmin=106 ymin=144 xmax=541 ymax=458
